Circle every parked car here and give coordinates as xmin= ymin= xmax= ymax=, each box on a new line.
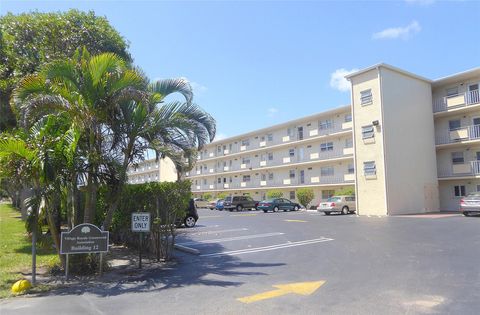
xmin=460 ymin=192 xmax=480 ymax=216
xmin=215 ymin=199 xmax=225 ymax=211
xmin=209 ymin=199 xmax=223 ymax=210
xmin=258 ymin=198 xmax=301 ymax=213
xmin=194 ymin=198 xmax=210 ymax=209
xmin=317 ymin=195 xmax=356 ymax=215
xmin=223 ymin=196 xmax=259 ymax=211
xmin=177 ymin=199 xmax=199 ymax=228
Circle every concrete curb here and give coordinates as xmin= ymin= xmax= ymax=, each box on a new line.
xmin=174 ymin=244 xmax=200 ymax=255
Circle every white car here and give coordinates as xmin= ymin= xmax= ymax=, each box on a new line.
xmin=318 ymin=195 xmax=356 ymax=215
xmin=193 ymin=198 xmax=210 ymax=209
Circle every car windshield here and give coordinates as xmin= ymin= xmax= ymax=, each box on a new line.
xmin=327 ymin=197 xmax=342 ymax=202
xmin=262 ymin=199 xmax=275 ymax=203
xmin=225 ymin=197 xmax=232 ymax=202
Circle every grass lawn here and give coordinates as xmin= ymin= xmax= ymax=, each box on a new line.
xmin=0 ymin=203 xmax=59 ymax=298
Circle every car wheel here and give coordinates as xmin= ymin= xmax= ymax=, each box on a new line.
xmin=236 ymin=204 xmax=243 ymax=211
xmin=184 ymin=216 xmax=196 ymax=228
xmin=293 ymin=205 xmax=299 ymax=211
xmin=273 ymin=206 xmax=279 ymax=212
xmin=325 ymin=211 xmax=331 ymax=215
xmin=341 ymin=206 xmax=349 ymax=215
xmin=263 ymin=210 xmax=268 ymax=213
xmin=229 ymin=209 xmax=233 ymax=212
xmin=463 ymin=211 xmax=470 ymax=217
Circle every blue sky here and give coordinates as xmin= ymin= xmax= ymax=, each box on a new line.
xmin=2 ymin=0 xmax=479 ymax=141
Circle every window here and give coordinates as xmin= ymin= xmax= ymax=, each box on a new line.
xmin=345 ymin=138 xmax=353 ymax=148
xmin=362 ymin=125 xmax=375 ymax=139
xmin=242 ymin=157 xmax=250 ymax=164
xmin=289 ymin=170 xmax=296 ymax=179
xmin=319 ymin=119 xmax=333 ymax=130
xmin=223 ymin=177 xmax=227 ymax=183
xmin=298 ymin=127 xmax=304 ymax=140
xmin=203 ymin=179 xmax=207 ymax=185
xmin=348 ymin=163 xmax=355 ymax=174
xmin=322 ymin=190 xmax=335 ymax=200
xmin=268 ymin=173 xmax=274 ymax=180
xmin=267 ymin=133 xmax=273 ymax=141
xmin=451 ymin=152 xmax=464 ymax=165
xmin=268 ymin=153 xmax=274 ymax=161
xmin=289 ymin=191 xmax=296 ymax=200
xmin=360 ymin=89 xmax=373 ymax=105
xmin=344 ymin=113 xmax=352 ymax=122
xmin=242 ymin=175 xmax=251 ymax=182
xmin=217 ymin=178 xmax=221 ymax=184
xmin=363 ymin=161 xmax=376 ymax=176
xmin=300 ymin=170 xmax=305 ymax=184
xmin=241 ymin=139 xmax=250 ymax=146
xmin=261 ymin=174 xmax=266 ymax=181
xmin=260 ymin=136 xmax=265 ymax=141
xmin=321 ymin=166 xmax=334 ymax=176
xmin=446 ymin=86 xmax=459 ymax=97
xmin=448 ymin=119 xmax=461 ymax=131
xmin=454 ymin=185 xmax=466 ymax=197
xmin=289 ymin=149 xmax=295 ymax=157
xmin=320 ymin=142 xmax=334 ymax=152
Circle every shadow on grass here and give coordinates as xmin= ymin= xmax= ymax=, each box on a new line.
xmin=13 ymin=245 xmax=55 ymax=256
xmin=40 ymin=231 xmax=285 ymax=298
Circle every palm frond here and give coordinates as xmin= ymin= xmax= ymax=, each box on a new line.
xmin=149 ymin=78 xmax=193 ymax=104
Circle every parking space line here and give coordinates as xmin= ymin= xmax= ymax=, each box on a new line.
xmin=182 ymin=228 xmax=249 ymax=236
xmin=284 ymin=219 xmax=308 ymax=223
xmin=200 ymin=237 xmax=334 ymax=257
xmin=177 ymin=232 xmax=285 ymax=246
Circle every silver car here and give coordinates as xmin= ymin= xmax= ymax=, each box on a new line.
xmin=460 ymin=192 xmax=480 ymax=216
xmin=317 ymin=195 xmax=356 ymax=215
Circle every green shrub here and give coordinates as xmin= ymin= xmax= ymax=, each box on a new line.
xmin=202 ymin=193 xmax=213 ymax=201
xmin=335 ymin=187 xmax=355 ymax=196
xmin=296 ymin=188 xmax=314 ymax=208
xmin=216 ymin=192 xmax=228 ymax=200
xmin=266 ymin=190 xmax=283 ymax=199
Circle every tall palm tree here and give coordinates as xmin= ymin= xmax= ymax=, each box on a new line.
xmin=13 ymin=48 xmax=146 ymax=223
xmin=101 ymin=79 xmax=216 ymax=229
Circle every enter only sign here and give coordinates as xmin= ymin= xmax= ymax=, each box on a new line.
xmin=131 ymin=212 xmax=151 ymax=232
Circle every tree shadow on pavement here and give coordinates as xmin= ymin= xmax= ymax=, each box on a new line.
xmin=43 ymin=235 xmax=285 ymax=298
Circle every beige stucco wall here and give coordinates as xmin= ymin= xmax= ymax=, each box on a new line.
xmin=159 ymin=157 xmax=178 ymax=182
xmin=350 ymin=69 xmax=388 ymax=215
xmin=379 ymin=67 xmax=439 ymax=214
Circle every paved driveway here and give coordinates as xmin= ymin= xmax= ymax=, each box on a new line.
xmin=2 ymin=209 xmax=479 ymax=315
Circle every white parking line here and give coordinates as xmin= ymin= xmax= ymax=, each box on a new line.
xmin=200 ymin=237 xmax=334 ymax=257
xmin=183 ymin=228 xmax=249 ymax=236
xmin=177 ymin=232 xmax=285 ymax=246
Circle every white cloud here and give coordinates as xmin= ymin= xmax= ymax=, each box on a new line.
xmin=329 ymin=68 xmax=358 ymax=92
xmin=372 ymin=21 xmax=421 ymax=40
xmin=267 ymin=107 xmax=279 ymax=117
xmin=405 ymin=0 xmax=435 ymax=5
xmin=190 ymin=81 xmax=208 ymax=94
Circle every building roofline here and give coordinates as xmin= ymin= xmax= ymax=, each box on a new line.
xmin=345 ymin=63 xmax=432 ymax=83
xmin=432 ymin=67 xmax=480 ymax=87
xmin=208 ymin=105 xmax=351 ymax=147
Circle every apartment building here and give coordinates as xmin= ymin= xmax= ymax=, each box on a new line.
xmin=188 ymin=63 xmax=479 ymax=215
xmin=127 ymin=157 xmax=177 ymax=184
xmin=347 ymin=64 xmax=480 ymax=215
xmin=187 ymin=106 xmax=355 ymax=205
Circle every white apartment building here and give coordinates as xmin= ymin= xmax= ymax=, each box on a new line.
xmin=187 ymin=106 xmax=355 ymax=205
xmin=127 ymin=157 xmax=177 ymax=184
xmin=188 ymin=63 xmax=480 ymax=215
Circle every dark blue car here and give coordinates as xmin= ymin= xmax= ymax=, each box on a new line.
xmin=257 ymin=198 xmax=301 ymax=213
xmin=215 ymin=199 xmax=225 ymax=211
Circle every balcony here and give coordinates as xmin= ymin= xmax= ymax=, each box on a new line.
xmin=436 ymin=125 xmax=480 ymax=145
xmin=438 ymin=161 xmax=480 ymax=178
xmin=433 ymin=90 xmax=480 ymax=113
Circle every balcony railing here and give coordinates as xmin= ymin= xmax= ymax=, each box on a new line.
xmin=191 ymin=175 xmax=355 ymax=191
xmin=433 ymin=90 xmax=480 ymax=113
xmin=435 ymin=124 xmax=480 ymax=145
xmin=438 ymin=160 xmax=480 ymax=178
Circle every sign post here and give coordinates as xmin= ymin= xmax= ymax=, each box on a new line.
xmin=60 ymin=223 xmax=109 ymax=280
xmin=131 ymin=212 xmax=151 ymax=269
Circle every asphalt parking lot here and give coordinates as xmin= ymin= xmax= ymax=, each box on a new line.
xmin=2 ymin=208 xmax=480 ymax=315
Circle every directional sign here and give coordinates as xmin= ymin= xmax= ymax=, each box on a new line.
xmin=60 ymin=223 xmax=109 ymax=254
xmin=237 ymin=281 xmax=326 ymax=304
xmin=132 ymin=212 xmax=151 ymax=232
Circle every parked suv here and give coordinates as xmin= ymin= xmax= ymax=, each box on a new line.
xmin=176 ymin=199 xmax=199 ymax=228
xmin=317 ymin=195 xmax=356 ymax=215
xmin=224 ymin=196 xmax=259 ymax=211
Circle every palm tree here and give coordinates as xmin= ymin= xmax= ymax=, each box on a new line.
xmin=101 ymin=79 xmax=216 ymax=230
xmin=13 ymin=48 xmax=146 ymax=223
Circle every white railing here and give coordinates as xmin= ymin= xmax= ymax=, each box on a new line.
xmin=433 ymin=90 xmax=480 ymax=113
xmin=438 ymin=160 xmax=480 ymax=178
xmin=435 ymin=124 xmax=480 ymax=145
